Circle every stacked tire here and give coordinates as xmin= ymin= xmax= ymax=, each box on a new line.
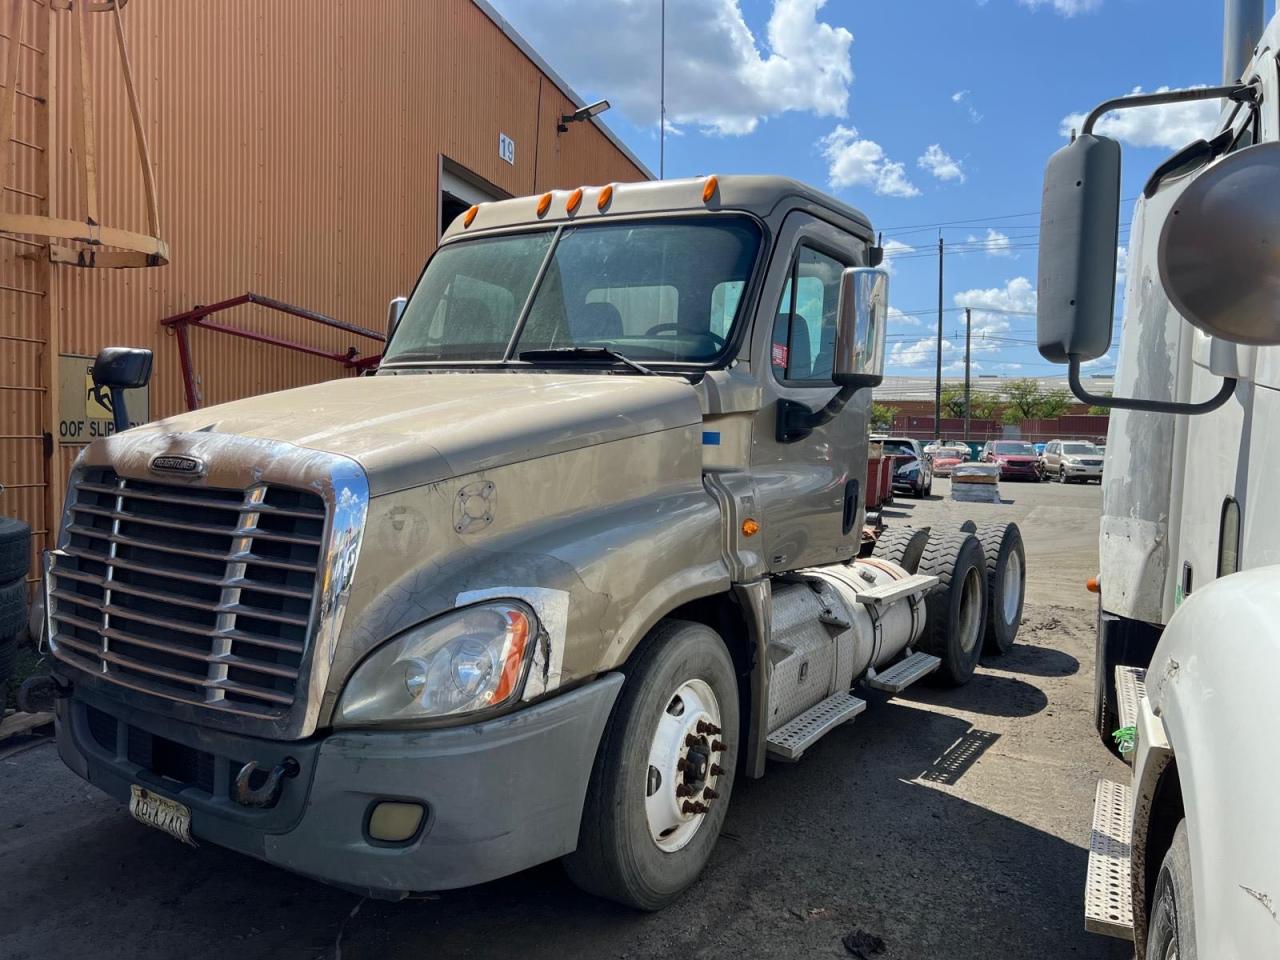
xmin=0 ymin=516 xmax=32 ymax=703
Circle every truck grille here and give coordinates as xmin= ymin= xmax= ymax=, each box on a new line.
xmin=49 ymin=468 xmax=327 ymax=721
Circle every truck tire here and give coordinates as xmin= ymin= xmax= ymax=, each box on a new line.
xmin=0 ymin=635 xmax=15 ymax=700
xmin=917 ymin=532 xmax=986 ymax=686
xmin=0 ymin=516 xmax=31 ymax=585
xmin=1147 ymin=820 xmax=1197 ymax=960
xmin=564 ymin=620 xmax=739 ymax=911
xmin=871 ymin=526 xmax=930 ymax=575
xmin=974 ymin=522 xmax=1025 ymax=656
xmin=0 ymin=577 xmax=28 ymax=640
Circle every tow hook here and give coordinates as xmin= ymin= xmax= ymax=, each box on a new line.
xmin=233 ymin=757 xmax=301 ymax=808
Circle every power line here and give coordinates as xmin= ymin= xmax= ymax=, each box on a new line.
xmin=878 ymin=197 xmax=1141 ymax=235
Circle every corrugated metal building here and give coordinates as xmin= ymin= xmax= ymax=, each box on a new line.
xmin=1 ymin=0 xmax=650 ymax=586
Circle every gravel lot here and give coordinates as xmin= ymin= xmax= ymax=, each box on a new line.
xmin=0 ymin=477 xmax=1130 ymax=960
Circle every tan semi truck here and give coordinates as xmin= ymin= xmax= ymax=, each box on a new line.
xmin=38 ymin=176 xmax=1024 ymax=909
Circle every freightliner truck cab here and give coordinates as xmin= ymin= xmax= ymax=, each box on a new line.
xmin=44 ymin=175 xmax=1021 ymax=909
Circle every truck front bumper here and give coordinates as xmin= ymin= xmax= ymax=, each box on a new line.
xmin=55 ymin=673 xmax=623 ymax=898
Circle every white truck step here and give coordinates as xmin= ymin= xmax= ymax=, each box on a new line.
xmin=865 ymin=651 xmax=941 ymax=693
xmin=766 ymin=691 xmax=866 ymax=762
xmin=1115 ymin=666 xmax=1147 ymax=732
xmin=853 ymin=572 xmax=938 ymax=605
xmin=1085 ymin=779 xmax=1135 ymax=940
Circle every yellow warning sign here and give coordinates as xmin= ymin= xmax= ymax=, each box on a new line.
xmin=58 ymin=354 xmax=150 ymax=444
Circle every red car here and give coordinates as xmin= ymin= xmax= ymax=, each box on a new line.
xmin=981 ymin=440 xmax=1043 ymax=481
xmin=928 ymin=444 xmax=971 ymax=477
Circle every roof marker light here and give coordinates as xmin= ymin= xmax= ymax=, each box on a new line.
xmin=597 ymin=184 xmax=614 ymax=211
xmin=566 ymin=187 xmax=583 ymax=215
xmin=702 ymin=175 xmax=719 ymax=203
xmin=463 ymin=205 xmax=479 ymax=227
xmin=536 ymin=192 xmax=553 ymax=217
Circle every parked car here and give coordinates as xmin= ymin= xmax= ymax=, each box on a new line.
xmin=929 ymin=444 xmax=971 ymax=477
xmin=980 ymin=440 xmax=1042 ymax=481
xmin=1041 ymin=439 xmax=1104 ymax=483
xmin=1034 ymin=442 xmax=1046 ymax=457
xmin=872 ymin=434 xmax=933 ymax=498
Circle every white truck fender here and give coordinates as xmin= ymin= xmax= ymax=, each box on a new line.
xmin=1139 ymin=566 xmax=1280 ymax=959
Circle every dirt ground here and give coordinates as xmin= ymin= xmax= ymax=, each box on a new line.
xmin=0 ymin=477 xmax=1131 ymax=960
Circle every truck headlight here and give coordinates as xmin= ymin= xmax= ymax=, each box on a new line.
xmin=335 ymin=601 xmax=537 ymax=725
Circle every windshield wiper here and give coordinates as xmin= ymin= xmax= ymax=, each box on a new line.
xmin=518 ymin=347 xmax=656 ymax=376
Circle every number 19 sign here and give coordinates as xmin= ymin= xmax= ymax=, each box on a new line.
xmin=499 ymin=132 xmax=515 ymax=165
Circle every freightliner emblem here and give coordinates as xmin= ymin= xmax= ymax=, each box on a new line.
xmin=149 ymin=454 xmax=205 ymax=477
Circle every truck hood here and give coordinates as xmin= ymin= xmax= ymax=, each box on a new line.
xmin=128 ymin=372 xmax=703 ymax=496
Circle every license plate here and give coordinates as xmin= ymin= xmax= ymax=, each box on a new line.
xmin=129 ymin=785 xmax=196 ymax=847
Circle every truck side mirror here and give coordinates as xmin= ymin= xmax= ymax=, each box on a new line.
xmin=1158 ymin=141 xmax=1280 ymax=345
xmin=832 ymin=267 xmax=888 ymax=389
xmin=386 ymin=296 xmax=408 ymax=343
xmin=1036 ymin=134 xmax=1121 ymax=364
xmin=91 ymin=347 xmax=152 ymax=435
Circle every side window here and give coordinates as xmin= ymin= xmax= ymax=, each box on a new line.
xmin=1218 ymin=497 xmax=1242 ymax=577
xmin=771 ymin=245 xmax=845 ymax=383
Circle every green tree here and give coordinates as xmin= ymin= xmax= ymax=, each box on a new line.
xmin=870 ymin=402 xmax=898 ymax=432
xmin=941 ymin=385 xmax=1000 ymax=421
xmin=1001 ymin=379 xmax=1072 ymax=423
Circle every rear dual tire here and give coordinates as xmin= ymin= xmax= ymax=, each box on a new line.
xmin=872 ymin=526 xmax=930 ymax=575
xmin=918 ymin=532 xmax=987 ymax=686
xmin=973 ymin=523 xmax=1025 ymax=656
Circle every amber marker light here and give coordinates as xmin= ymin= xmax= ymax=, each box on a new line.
xmin=597 ymin=184 xmax=614 ymax=211
xmin=702 ymin=175 xmax=719 ymax=203
xmin=742 ymin=518 xmax=760 ymax=537
xmin=566 ymin=187 xmax=583 ymax=215
xmin=1086 ymin=576 xmax=1101 ymax=594
xmin=536 ymin=192 xmax=553 ymax=217
xmin=463 ymin=205 xmax=479 ymax=227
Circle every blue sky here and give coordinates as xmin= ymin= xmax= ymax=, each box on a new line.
xmin=490 ymin=0 xmax=1261 ymax=378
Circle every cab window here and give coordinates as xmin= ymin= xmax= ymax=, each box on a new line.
xmin=772 ymin=245 xmax=845 ymax=383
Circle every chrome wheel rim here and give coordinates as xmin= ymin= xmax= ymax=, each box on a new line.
xmin=645 ymin=678 xmax=723 ymax=852
xmin=1002 ymin=550 xmax=1023 ymax=625
xmin=957 ymin=566 xmax=983 ymax=654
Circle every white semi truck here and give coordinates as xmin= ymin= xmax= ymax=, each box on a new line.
xmin=1036 ymin=1 xmax=1280 ymax=954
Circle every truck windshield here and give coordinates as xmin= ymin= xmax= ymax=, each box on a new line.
xmin=383 ymin=216 xmax=762 ymax=366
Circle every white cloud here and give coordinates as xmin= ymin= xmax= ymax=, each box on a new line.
xmin=493 ymin=0 xmax=853 ymax=136
xmin=1115 ymin=244 xmax=1129 ymax=288
xmin=1060 ymin=86 xmax=1220 ymax=149
xmin=964 ymin=228 xmax=1013 ymax=257
xmin=917 ymin=144 xmax=965 ymax=183
xmin=891 ymin=336 xmax=953 ymax=367
xmin=953 ymin=276 xmax=1036 ymax=354
xmin=952 ymin=89 xmax=983 ymax=123
xmin=880 ymin=239 xmax=915 ymax=274
xmin=819 ymin=125 xmax=920 ymax=197
xmin=1082 ymin=350 xmax=1116 ymax=370
xmin=1019 ymin=0 xmax=1102 ymax=16
xmin=888 ymin=305 xmax=920 ymax=327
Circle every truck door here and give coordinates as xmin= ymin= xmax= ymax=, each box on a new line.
xmin=749 ymin=211 xmax=868 ymax=571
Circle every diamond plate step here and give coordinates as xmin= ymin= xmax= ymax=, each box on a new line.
xmin=865 ymin=651 xmax=941 ymax=693
xmin=1115 ymin=666 xmax=1147 ymax=733
xmin=766 ymin=691 xmax=866 ymax=762
xmin=1085 ymin=779 xmax=1135 ymax=940
xmin=853 ymin=572 xmax=938 ymax=605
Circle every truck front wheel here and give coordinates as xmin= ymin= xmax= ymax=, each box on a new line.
xmin=1147 ymin=820 xmax=1196 ymax=960
xmin=564 ymin=620 xmax=739 ymax=911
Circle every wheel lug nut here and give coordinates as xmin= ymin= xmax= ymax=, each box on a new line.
xmin=675 ymin=784 xmax=694 ymax=797
xmin=681 ymin=801 xmax=708 ymax=815
xmin=685 ymin=734 xmax=700 ymax=748
xmin=677 ymin=758 xmax=690 ymax=772
xmin=710 ymin=763 xmax=725 ymax=776
xmin=696 ymin=721 xmax=721 ymax=735
xmin=703 ymin=787 xmax=719 ymax=800
xmin=711 ymin=739 xmax=727 ymax=752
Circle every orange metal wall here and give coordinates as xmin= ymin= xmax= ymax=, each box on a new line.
xmin=1 ymin=0 xmax=648 ymax=575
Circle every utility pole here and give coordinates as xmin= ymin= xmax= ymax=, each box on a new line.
xmin=659 ymin=0 xmax=666 ymax=179
xmin=964 ymin=307 xmax=972 ymax=443
xmin=934 ymin=234 xmax=943 ymax=443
